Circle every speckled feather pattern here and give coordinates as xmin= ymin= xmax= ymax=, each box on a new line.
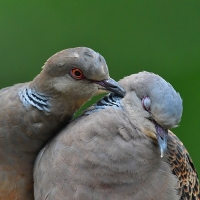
xmin=167 ymin=131 xmax=200 ymax=200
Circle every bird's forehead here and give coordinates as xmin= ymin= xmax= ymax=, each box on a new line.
xmin=44 ymin=47 xmax=110 ymax=80
xmin=75 ymin=50 xmax=110 ymax=81
xmin=72 ymin=52 xmax=79 ymax=58
xmin=81 ymin=60 xmax=109 ymax=81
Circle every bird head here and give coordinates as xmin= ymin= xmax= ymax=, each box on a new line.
xmin=40 ymin=47 xmax=125 ymax=99
xmin=119 ymin=71 xmax=183 ymax=157
xmin=29 ymin=47 xmax=125 ymax=117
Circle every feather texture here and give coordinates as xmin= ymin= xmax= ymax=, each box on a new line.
xmin=34 ymin=72 xmax=199 ymax=200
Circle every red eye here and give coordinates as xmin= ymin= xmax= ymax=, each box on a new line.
xmin=70 ymin=68 xmax=85 ymax=80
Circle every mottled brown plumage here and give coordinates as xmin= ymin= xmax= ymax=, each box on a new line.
xmin=0 ymin=47 xmax=125 ymax=200
xmin=34 ymin=72 xmax=199 ymax=200
xmin=168 ymin=131 xmax=200 ymax=200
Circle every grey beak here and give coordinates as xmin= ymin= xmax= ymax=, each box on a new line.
xmin=95 ymin=78 xmax=126 ymax=97
xmin=155 ymin=124 xmax=168 ymax=158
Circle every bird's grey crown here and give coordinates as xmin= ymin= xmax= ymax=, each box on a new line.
xmin=43 ymin=47 xmax=109 ymax=81
xmin=84 ymin=93 xmax=122 ymax=115
xmin=120 ymin=71 xmax=183 ymax=129
xmin=19 ymin=88 xmax=51 ymax=112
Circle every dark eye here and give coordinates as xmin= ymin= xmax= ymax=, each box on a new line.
xmin=70 ymin=68 xmax=85 ymax=80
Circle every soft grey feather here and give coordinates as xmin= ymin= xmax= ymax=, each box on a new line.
xmin=125 ymin=71 xmax=182 ymax=129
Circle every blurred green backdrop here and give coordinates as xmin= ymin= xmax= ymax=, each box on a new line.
xmin=0 ymin=1 xmax=199 ymax=172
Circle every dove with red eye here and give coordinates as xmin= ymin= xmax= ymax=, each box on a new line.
xmin=0 ymin=47 xmax=125 ymax=200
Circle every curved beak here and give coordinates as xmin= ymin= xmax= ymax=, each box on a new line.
xmin=94 ymin=78 xmax=126 ymax=97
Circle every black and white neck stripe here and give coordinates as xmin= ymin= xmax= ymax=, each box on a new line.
xmin=96 ymin=93 xmax=121 ymax=108
xmin=19 ymin=88 xmax=51 ymax=112
xmin=83 ymin=93 xmax=122 ymax=115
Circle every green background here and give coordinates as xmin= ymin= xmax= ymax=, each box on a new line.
xmin=0 ymin=1 xmax=199 ymax=173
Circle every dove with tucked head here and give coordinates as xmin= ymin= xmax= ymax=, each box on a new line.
xmin=34 ymin=71 xmax=199 ymax=200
